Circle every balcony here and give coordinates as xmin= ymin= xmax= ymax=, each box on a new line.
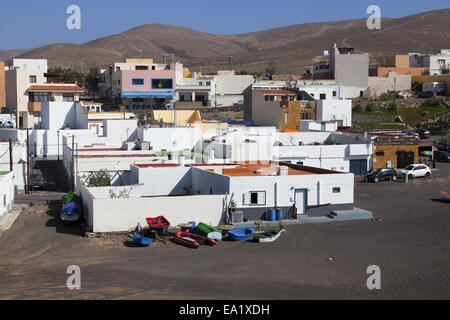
xmin=28 ymin=102 xmax=41 ymax=113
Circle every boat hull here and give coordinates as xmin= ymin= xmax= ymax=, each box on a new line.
xmin=132 ymin=233 xmax=153 ymax=246
xmin=60 ymin=213 xmax=81 ymax=222
xmin=253 ymin=230 xmax=281 ymax=243
xmin=176 ymin=232 xmax=216 ymax=246
xmin=227 ymin=227 xmax=255 ymax=241
xmin=441 ymin=191 xmax=450 ymax=201
xmin=173 ymin=236 xmax=200 ymax=249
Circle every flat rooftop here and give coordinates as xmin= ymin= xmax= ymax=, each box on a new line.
xmin=190 ymin=161 xmax=340 ymax=177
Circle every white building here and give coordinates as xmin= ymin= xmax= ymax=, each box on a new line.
xmin=410 ymin=49 xmax=450 ymax=75
xmin=273 ymin=132 xmax=373 ymax=176
xmin=316 ymin=100 xmax=352 ymax=128
xmin=79 ymin=161 xmax=356 ymax=232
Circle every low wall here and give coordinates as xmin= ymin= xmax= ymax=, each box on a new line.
xmin=83 ymin=190 xmax=225 ymax=232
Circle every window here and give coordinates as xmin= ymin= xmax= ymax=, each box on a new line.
xmin=135 ymin=66 xmax=148 ymax=70
xmin=333 ymin=91 xmax=337 ymax=97
xmin=29 ymin=92 xmax=51 ymax=102
xmin=284 ymin=112 xmax=289 ymax=123
xmin=376 ymin=151 xmax=385 ymax=156
xmin=360 ymin=91 xmax=364 ymax=97
xmin=199 ymin=81 xmax=203 ymax=86
xmin=132 ymin=78 xmax=144 ymax=85
xmin=332 ymin=187 xmax=341 ymax=193
xmin=152 ymin=66 xmax=156 ymax=70
xmin=301 ymin=113 xmax=310 ymax=120
xmin=29 ymin=75 xmax=37 ymax=83
xmin=297 ymin=161 xmax=304 ymax=165
xmin=63 ymin=94 xmax=74 ymax=102
xmin=116 ymin=67 xmax=121 ymax=71
xmin=152 ymin=78 xmax=173 ymax=89
xmin=244 ymin=191 xmax=266 ymax=206
xmin=320 ymin=93 xmax=326 ymax=100
xmin=206 ymin=81 xmax=211 ymax=85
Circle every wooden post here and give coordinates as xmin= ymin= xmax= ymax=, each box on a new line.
xmin=9 ymin=138 xmax=13 ymax=172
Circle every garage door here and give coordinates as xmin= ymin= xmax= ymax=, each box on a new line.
xmin=350 ymin=159 xmax=368 ymax=176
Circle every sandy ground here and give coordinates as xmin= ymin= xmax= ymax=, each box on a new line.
xmin=0 ymin=172 xmax=449 ymax=300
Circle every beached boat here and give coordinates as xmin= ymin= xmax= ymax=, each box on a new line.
xmin=441 ymin=191 xmax=450 ymax=202
xmin=173 ymin=232 xmax=216 ymax=249
xmin=146 ymin=216 xmax=171 ymax=233
xmin=253 ymin=230 xmax=282 ymax=243
xmin=193 ymin=223 xmax=222 ymax=241
xmin=60 ymin=201 xmax=82 ymax=223
xmin=132 ymin=233 xmax=153 ymax=246
xmin=227 ymin=227 xmax=255 ymax=241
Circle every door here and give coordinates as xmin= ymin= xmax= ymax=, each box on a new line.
xmin=397 ymin=151 xmax=414 ymax=169
xmin=294 ymin=189 xmax=307 ymax=215
xmin=350 ymin=159 xmax=368 ymax=176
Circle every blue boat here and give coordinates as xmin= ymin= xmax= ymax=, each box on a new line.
xmin=132 ymin=233 xmax=154 ymax=246
xmin=227 ymin=227 xmax=256 ymax=241
xmin=60 ymin=201 xmax=82 ymax=222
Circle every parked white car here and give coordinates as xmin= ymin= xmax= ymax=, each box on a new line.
xmin=400 ymin=164 xmax=432 ymax=179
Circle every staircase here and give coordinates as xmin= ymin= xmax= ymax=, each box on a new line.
xmin=327 ymin=207 xmax=373 ymax=221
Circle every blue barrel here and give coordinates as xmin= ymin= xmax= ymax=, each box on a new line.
xmin=267 ymin=210 xmax=276 ymax=221
xmin=276 ymin=209 xmax=283 ymax=221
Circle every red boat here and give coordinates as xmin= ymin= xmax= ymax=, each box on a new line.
xmin=173 ymin=232 xmax=216 ymax=249
xmin=146 ymin=216 xmax=170 ymax=232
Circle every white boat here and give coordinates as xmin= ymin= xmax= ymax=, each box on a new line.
xmin=253 ymin=230 xmax=282 ymax=243
xmin=440 ymin=191 xmax=450 ymax=202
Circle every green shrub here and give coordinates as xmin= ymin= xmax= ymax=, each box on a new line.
xmin=353 ymin=104 xmax=363 ymax=113
xmin=365 ymin=103 xmax=375 ymax=112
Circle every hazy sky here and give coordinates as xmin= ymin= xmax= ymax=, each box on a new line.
xmin=1 ymin=0 xmax=449 ymax=50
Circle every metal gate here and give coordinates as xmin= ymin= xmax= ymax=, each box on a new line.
xmin=350 ymin=159 xmax=368 ymax=176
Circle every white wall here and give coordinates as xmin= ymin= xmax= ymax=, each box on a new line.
xmin=215 ymin=75 xmax=254 ymax=95
xmin=133 ymin=165 xmax=192 ymax=196
xmin=0 ymin=172 xmax=15 ymax=220
xmin=103 ymin=119 xmax=138 ymax=141
xmin=138 ymin=127 xmax=202 ymax=152
xmin=300 ymin=120 xmax=338 ymax=132
xmin=229 ymin=173 xmax=354 ymax=210
xmin=317 ymin=100 xmax=352 ymax=127
xmin=82 ymin=186 xmax=225 ymax=232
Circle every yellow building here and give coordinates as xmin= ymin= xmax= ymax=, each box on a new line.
xmin=373 ymin=136 xmax=419 ymax=169
xmin=152 ymin=109 xmax=201 ymax=126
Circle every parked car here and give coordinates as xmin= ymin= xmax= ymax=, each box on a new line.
xmin=417 ymin=91 xmax=435 ymax=98
xmin=436 ymin=142 xmax=450 ymax=152
xmin=400 ymin=164 xmax=432 ymax=179
xmin=434 ymin=150 xmax=450 ymax=163
xmin=364 ymin=168 xmax=398 ymax=183
xmin=31 ymin=169 xmax=45 ymax=190
xmin=417 ymin=128 xmax=431 ymax=139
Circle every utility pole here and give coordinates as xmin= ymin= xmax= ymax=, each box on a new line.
xmin=72 ymin=135 xmax=75 ymax=192
xmin=26 ymin=129 xmax=30 ymax=194
xmin=9 ymin=138 xmax=13 ymax=172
